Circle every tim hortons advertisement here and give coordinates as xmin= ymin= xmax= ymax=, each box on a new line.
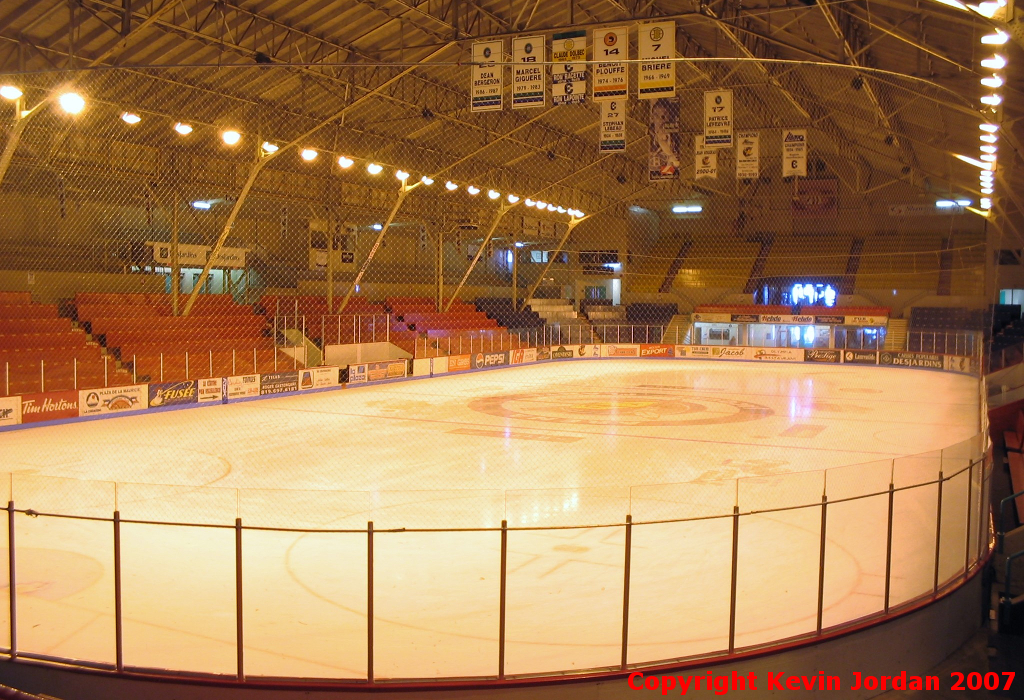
xmin=640 ymin=344 xmax=675 ymax=358
xmin=550 ymin=345 xmax=575 ymax=359
xmin=804 ymin=349 xmax=841 ymax=363
xmin=226 ymin=374 xmax=261 ymax=398
xmin=79 ymin=385 xmax=149 ymax=417
xmin=944 ymin=356 xmax=976 ymax=374
xmin=843 ymin=350 xmax=878 ymax=365
xmin=472 ymin=351 xmax=509 ymax=370
xmin=576 ymin=344 xmax=601 ymax=358
xmin=602 ymin=344 xmax=641 ymax=358
xmin=879 ymin=352 xmax=943 ymax=369
xmin=198 ymin=377 xmax=223 ymax=403
xmin=448 ymin=355 xmax=472 ymax=372
xmin=347 ymin=364 xmax=367 ymax=385
xmin=0 ymin=396 xmax=21 ymax=427
xmin=509 ymin=348 xmax=538 ymax=365
xmin=148 ymin=381 xmax=199 ymax=408
xmin=751 ymin=347 xmax=804 ymax=362
xmin=20 ymin=391 xmax=78 ymax=423
xmin=367 ymin=360 xmax=408 ymax=382
xmin=299 ymin=367 xmax=339 ymax=390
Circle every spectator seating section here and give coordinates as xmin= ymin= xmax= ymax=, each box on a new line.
xmin=626 ymin=303 xmax=679 ymax=326
xmin=74 ymin=293 xmax=295 ymax=383
xmin=258 ymin=295 xmax=388 ymax=345
xmin=1005 ymin=411 xmax=1024 ymax=453
xmin=474 ymin=298 xmax=545 ymax=330
xmin=908 ymin=306 xmax=986 ymax=331
xmin=388 ymin=296 xmax=522 ymax=357
xmin=1 ymin=296 xmax=131 ymax=394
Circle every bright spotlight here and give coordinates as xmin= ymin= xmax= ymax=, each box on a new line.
xmin=367 ymin=163 xmax=383 ymax=175
xmin=421 ymin=176 xmax=434 ymax=186
xmin=191 ymin=200 xmax=211 ymax=210
xmin=221 ymin=130 xmax=241 ymax=146
xmin=980 ymin=145 xmax=997 ymax=154
xmin=981 ymin=30 xmax=1009 ymax=44
xmin=955 ymin=199 xmax=972 ymax=206
xmin=301 ymin=148 xmax=318 ymax=161
xmin=980 ymin=123 xmax=999 ymax=132
xmin=981 ymin=94 xmax=1003 ymax=106
xmin=487 ymin=189 xmax=500 ymax=200
xmin=981 ymin=76 xmax=1004 ymax=88
xmin=445 ymin=181 xmax=458 ymax=191
xmin=58 ymin=92 xmax=85 ymax=114
xmin=981 ymin=187 xmax=994 ymax=194
xmin=981 ymin=134 xmax=998 ymax=143
xmin=546 ymin=203 xmax=556 ymax=211
xmin=338 ymin=156 xmax=354 ymax=168
xmin=981 ymin=154 xmax=997 ymax=162
xmin=525 ymin=199 xmax=535 ymax=207
xmin=371 ymin=223 xmax=383 ymax=231
xmin=981 ymin=55 xmax=1007 ymax=70
xmin=507 ymin=194 xmax=520 ymax=204
xmin=261 ymin=141 xmax=279 ymax=153
xmin=981 ymin=197 xmax=992 ymax=209
xmin=467 ymin=185 xmax=480 ymax=195
xmin=556 ymin=206 xmax=566 ymax=213
xmin=121 ymin=112 xmax=141 ymax=125
xmin=573 ymin=211 xmax=585 ymax=218
xmin=0 ymin=85 xmax=22 ymax=101
xmin=175 ymin=122 xmax=193 ymax=136
xmin=535 ymin=201 xmax=546 ymax=209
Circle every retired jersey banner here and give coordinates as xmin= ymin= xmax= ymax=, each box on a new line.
xmin=600 ymin=99 xmax=627 ymax=152
xmin=471 ymin=40 xmax=503 ymax=112
xmin=512 ymin=36 xmax=545 ymax=109
xmin=735 ymin=131 xmax=759 ymax=179
xmin=782 ymin=128 xmax=807 ymax=177
xmin=703 ymin=90 xmax=733 ymax=148
xmin=552 ymin=30 xmax=587 ymax=105
xmin=638 ymin=21 xmax=675 ymax=98
xmin=593 ymin=27 xmax=628 ymax=101
xmin=695 ymin=135 xmax=718 ymax=180
xmin=649 ymin=98 xmax=681 ymax=181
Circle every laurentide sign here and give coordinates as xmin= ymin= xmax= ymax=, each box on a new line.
xmin=512 ymin=37 xmax=545 ymax=109
xmin=471 ymin=41 xmax=503 ymax=112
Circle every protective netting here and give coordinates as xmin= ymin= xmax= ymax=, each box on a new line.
xmin=0 ymin=56 xmax=991 ymax=680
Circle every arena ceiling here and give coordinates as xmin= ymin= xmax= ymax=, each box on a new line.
xmin=0 ymin=0 xmax=1020 ymax=241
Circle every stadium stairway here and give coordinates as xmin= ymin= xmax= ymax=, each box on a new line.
xmin=663 ymin=314 xmax=692 ymax=345
xmin=885 ymin=318 xmax=908 ymax=351
xmin=281 ymin=328 xmax=322 ymax=367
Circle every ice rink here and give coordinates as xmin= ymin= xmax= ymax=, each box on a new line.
xmin=0 ymin=360 xmax=987 ymax=680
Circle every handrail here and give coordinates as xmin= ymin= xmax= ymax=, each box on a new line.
xmin=998 ymin=488 xmax=1024 ymax=552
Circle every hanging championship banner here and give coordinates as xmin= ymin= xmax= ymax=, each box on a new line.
xmin=600 ymin=99 xmax=627 ymax=152
xmin=638 ymin=21 xmax=675 ymax=99
xmin=552 ymin=30 xmax=587 ymax=105
xmin=471 ymin=40 xmax=503 ymax=112
xmin=704 ymin=89 xmax=733 ymax=148
xmin=695 ymin=136 xmax=718 ymax=180
xmin=593 ymin=27 xmax=628 ymax=101
xmin=782 ymin=128 xmax=807 ymax=177
xmin=649 ymin=98 xmax=681 ymax=181
xmin=735 ymin=131 xmax=760 ymax=179
xmin=512 ymin=36 xmax=545 ymax=109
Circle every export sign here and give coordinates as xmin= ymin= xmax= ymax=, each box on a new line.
xmin=367 ymin=360 xmax=407 ymax=382
xmin=879 ymin=352 xmax=943 ymax=369
xmin=804 ymin=349 xmax=841 ymax=363
xmin=0 ymin=396 xmax=21 ymax=427
xmin=640 ymin=344 xmax=674 ymax=358
xmin=20 ymin=391 xmax=78 ymax=423
xmin=472 ymin=352 xmax=509 ymax=369
xmin=226 ymin=374 xmax=260 ymax=398
xmin=260 ymin=371 xmax=299 ymax=395
xmin=843 ymin=350 xmax=878 ymax=365
xmin=149 ymin=381 xmax=198 ymax=407
xmin=80 ymin=385 xmax=148 ymax=416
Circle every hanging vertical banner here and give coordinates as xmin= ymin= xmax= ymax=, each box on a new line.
xmin=600 ymin=100 xmax=627 ymax=152
xmin=703 ymin=89 xmax=733 ymax=148
xmin=695 ymin=136 xmax=718 ymax=180
xmin=735 ymin=131 xmax=760 ymax=179
xmin=551 ymin=30 xmax=587 ymax=105
xmin=782 ymin=128 xmax=807 ymax=177
xmin=593 ymin=27 xmax=628 ymax=101
xmin=638 ymin=21 xmax=675 ymax=99
xmin=512 ymin=36 xmax=545 ymax=109
xmin=471 ymin=40 xmax=504 ymax=112
xmin=649 ymin=98 xmax=681 ymax=181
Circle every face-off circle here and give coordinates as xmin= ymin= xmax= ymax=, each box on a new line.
xmin=468 ymin=388 xmax=773 ymax=427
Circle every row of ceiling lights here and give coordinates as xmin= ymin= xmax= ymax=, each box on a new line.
xmin=0 ymin=86 xmax=584 ymax=220
xmin=975 ymin=29 xmax=1007 ymax=210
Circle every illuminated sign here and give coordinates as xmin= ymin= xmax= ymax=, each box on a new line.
xmin=790 ymin=283 xmax=837 ymax=307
